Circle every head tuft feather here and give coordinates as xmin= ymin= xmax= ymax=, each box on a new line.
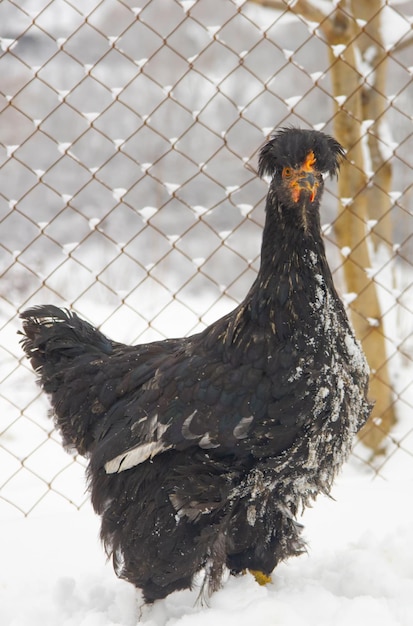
xmin=258 ymin=127 xmax=345 ymax=179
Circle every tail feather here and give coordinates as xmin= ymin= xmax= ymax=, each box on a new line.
xmin=20 ymin=305 xmax=112 ymax=367
xmin=20 ymin=305 xmax=114 ymax=455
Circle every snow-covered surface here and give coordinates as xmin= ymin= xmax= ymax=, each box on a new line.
xmin=2 ymin=466 xmax=413 ymax=626
xmin=2 ymin=255 xmax=413 ymax=624
xmin=1 ymin=254 xmax=413 ymax=626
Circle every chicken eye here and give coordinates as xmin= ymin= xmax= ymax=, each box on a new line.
xmin=282 ymin=167 xmax=293 ymax=178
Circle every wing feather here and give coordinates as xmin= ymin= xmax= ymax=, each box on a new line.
xmin=104 ymin=440 xmax=171 ymax=473
xmin=92 ymin=322 xmax=319 ymax=475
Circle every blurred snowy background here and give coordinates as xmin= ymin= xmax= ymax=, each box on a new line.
xmin=1 ymin=0 xmax=413 ymax=624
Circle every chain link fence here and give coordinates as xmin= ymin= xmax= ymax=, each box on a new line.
xmin=1 ymin=0 xmax=412 ymax=517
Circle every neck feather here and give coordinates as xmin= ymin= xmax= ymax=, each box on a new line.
xmin=247 ymin=191 xmax=336 ymax=335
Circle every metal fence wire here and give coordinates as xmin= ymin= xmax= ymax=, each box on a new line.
xmin=1 ymin=0 xmax=412 ymax=517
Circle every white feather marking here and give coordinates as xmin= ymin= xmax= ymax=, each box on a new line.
xmin=181 ymin=410 xmax=199 ymax=439
xmin=233 ymin=416 xmax=254 ymax=439
xmin=104 ymin=440 xmax=170 ymax=474
xmin=198 ymin=433 xmax=220 ymax=449
xmin=156 ymin=422 xmax=169 ymax=437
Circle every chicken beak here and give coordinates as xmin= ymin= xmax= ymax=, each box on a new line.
xmin=295 ymin=172 xmax=318 ymax=203
xmin=286 ymin=153 xmax=319 ymax=204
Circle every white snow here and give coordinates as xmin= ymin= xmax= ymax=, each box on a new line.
xmin=62 ymin=242 xmax=79 ymax=255
xmin=6 ymin=145 xmax=19 ymax=157
xmin=310 ymin=71 xmax=324 ymax=82
xmin=261 ymin=127 xmax=273 ymax=137
xmin=192 ymin=205 xmax=208 ymax=215
xmin=181 ymin=1 xmax=197 ymax=15
xmin=237 ymin=204 xmax=253 ymax=217
xmin=334 ymin=95 xmax=347 ymax=106
xmin=2 ymin=300 xmax=413 ymax=623
xmin=57 ymin=92 xmax=70 ymax=103
xmin=331 ymin=44 xmax=346 ymax=57
xmin=2 ymin=243 xmax=413 ymax=625
xmin=284 ymin=96 xmax=302 ymax=110
xmin=282 ymin=49 xmax=294 ymax=60
xmin=0 ymin=38 xmax=18 ymax=52
xmin=219 ymin=230 xmax=231 ymax=240
xmin=381 ymin=5 xmax=413 ymax=48
xmin=341 ymin=292 xmax=358 ymax=305
xmin=164 ymin=182 xmax=181 ymax=195
xmin=113 ymin=188 xmax=128 ymax=201
xmin=58 ymin=142 xmax=72 ymax=154
xmin=83 ymin=112 xmax=100 ymax=123
xmin=206 ymin=26 xmax=221 ymax=38
xmin=138 ymin=206 xmax=158 ymax=222
xmin=112 ymin=87 xmax=123 ymax=98
xmin=225 ymin=186 xmax=239 ymax=195
xmin=89 ymin=218 xmax=101 ymax=230
xmin=193 ymin=257 xmax=205 ymax=267
xmin=1 ymin=470 xmax=412 ymax=625
xmin=367 ymin=317 xmax=380 ymax=327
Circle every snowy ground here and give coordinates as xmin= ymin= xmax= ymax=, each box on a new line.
xmin=1 ymin=289 xmax=413 ymax=625
xmin=2 ymin=464 xmax=413 ymax=626
xmin=1 ymin=270 xmax=413 ymax=625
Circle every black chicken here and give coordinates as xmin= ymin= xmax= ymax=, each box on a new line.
xmin=20 ymin=128 xmax=371 ymax=603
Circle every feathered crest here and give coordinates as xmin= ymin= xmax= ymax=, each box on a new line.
xmin=258 ymin=127 xmax=345 ymax=179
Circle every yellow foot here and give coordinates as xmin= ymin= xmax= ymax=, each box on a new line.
xmin=249 ymin=569 xmax=272 ymax=586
